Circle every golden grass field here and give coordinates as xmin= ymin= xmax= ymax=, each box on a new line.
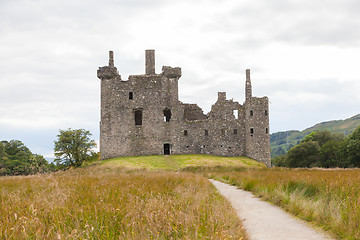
xmin=2 ymin=154 xmax=360 ymax=239
xmin=0 ymin=155 xmax=256 ymax=239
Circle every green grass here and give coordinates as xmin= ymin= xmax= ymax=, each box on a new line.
xmin=99 ymin=154 xmax=265 ymax=170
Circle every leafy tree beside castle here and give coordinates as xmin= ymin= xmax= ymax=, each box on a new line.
xmin=54 ymin=128 xmax=97 ymax=168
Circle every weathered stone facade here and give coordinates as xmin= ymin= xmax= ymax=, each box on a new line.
xmin=97 ymin=50 xmax=271 ymax=167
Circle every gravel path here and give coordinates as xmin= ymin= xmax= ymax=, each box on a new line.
xmin=209 ymin=179 xmax=334 ymax=240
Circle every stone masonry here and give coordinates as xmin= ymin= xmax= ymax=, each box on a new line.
xmin=97 ymin=50 xmax=271 ymax=167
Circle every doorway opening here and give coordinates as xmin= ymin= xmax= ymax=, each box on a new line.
xmin=164 ymin=144 xmax=170 ymax=155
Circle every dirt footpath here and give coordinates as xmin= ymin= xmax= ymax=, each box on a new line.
xmin=209 ymin=180 xmax=334 ymax=240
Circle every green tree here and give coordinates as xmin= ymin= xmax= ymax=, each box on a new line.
xmin=341 ymin=126 xmax=360 ymax=167
xmin=302 ymin=130 xmax=343 ymax=147
xmin=0 ymin=141 xmax=8 ymax=175
xmin=29 ymin=154 xmax=52 ymax=174
xmin=272 ymin=155 xmax=288 ymax=167
xmin=54 ymin=128 xmax=97 ymax=167
xmin=300 ymin=130 xmax=345 ymax=168
xmin=286 ymin=141 xmax=320 ymax=167
xmin=2 ymin=140 xmax=32 ymax=175
xmin=0 ymin=140 xmax=52 ymax=175
xmin=318 ymin=140 xmax=342 ymax=168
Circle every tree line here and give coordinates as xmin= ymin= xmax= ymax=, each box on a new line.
xmin=0 ymin=140 xmax=56 ymax=175
xmin=272 ymin=126 xmax=360 ymax=168
xmin=1 ymin=128 xmax=98 ymax=176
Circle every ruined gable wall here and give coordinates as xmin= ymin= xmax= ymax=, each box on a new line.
xmin=176 ymin=118 xmax=246 ymax=156
xmin=175 ymin=93 xmax=246 ymax=157
xmin=183 ymin=104 xmax=207 ymax=121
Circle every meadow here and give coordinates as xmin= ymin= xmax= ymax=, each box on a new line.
xmin=2 ymin=154 xmax=359 ymax=239
xmin=209 ymin=168 xmax=360 ymax=240
xmin=0 ymin=155 xmax=254 ymax=239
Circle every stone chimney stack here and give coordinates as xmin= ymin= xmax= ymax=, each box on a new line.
xmin=245 ymin=69 xmax=252 ymax=101
xmin=145 ymin=49 xmax=155 ymax=74
xmin=218 ymin=92 xmax=226 ymax=102
xmin=108 ymin=51 xmax=114 ymax=67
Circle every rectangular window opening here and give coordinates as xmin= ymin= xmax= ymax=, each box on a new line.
xmin=250 ymin=128 xmax=254 ymax=134
xmin=205 ymin=130 xmax=208 ymax=136
xmin=234 ymin=129 xmax=238 ymax=134
xmin=134 ymin=109 xmax=142 ymax=125
xmin=233 ymin=109 xmax=239 ymax=119
xmin=266 ymin=128 xmax=269 ymax=134
xmin=265 ymin=110 xmax=268 ymax=116
xmin=250 ymin=110 xmax=253 ymax=116
xmin=129 ymin=92 xmax=133 ymax=100
xmin=184 ymin=130 xmax=188 ymax=136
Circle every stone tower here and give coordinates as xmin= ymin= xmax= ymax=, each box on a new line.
xmin=97 ymin=50 xmax=271 ymax=167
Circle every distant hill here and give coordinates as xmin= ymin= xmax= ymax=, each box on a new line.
xmin=271 ymin=114 xmax=360 ymax=158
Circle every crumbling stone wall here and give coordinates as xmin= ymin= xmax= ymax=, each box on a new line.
xmin=97 ymin=50 xmax=271 ymax=167
xmin=183 ymin=104 xmax=207 ymax=121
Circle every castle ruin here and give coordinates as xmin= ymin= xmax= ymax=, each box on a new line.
xmin=97 ymin=50 xmax=271 ymax=167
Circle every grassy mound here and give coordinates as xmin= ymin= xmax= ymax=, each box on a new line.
xmin=99 ymin=154 xmax=265 ymax=170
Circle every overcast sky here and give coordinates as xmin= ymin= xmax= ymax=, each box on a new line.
xmin=1 ymin=0 xmax=359 ymax=158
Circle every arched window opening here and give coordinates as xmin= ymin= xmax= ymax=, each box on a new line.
xmin=134 ymin=109 xmax=142 ymax=125
xmin=163 ymin=108 xmax=171 ymax=122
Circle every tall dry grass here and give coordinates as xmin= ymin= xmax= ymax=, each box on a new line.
xmin=0 ymin=167 xmax=247 ymax=239
xmin=210 ymin=168 xmax=360 ymax=239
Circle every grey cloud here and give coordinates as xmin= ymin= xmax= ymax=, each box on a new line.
xmin=223 ymin=0 xmax=360 ymax=47
xmin=1 ymin=0 xmax=359 ymax=157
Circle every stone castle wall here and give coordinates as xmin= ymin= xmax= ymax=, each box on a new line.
xmin=97 ymin=50 xmax=271 ymax=167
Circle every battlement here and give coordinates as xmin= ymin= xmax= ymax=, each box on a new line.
xmin=162 ymin=66 xmax=182 ymax=78
xmin=97 ymin=66 xmax=120 ymax=80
